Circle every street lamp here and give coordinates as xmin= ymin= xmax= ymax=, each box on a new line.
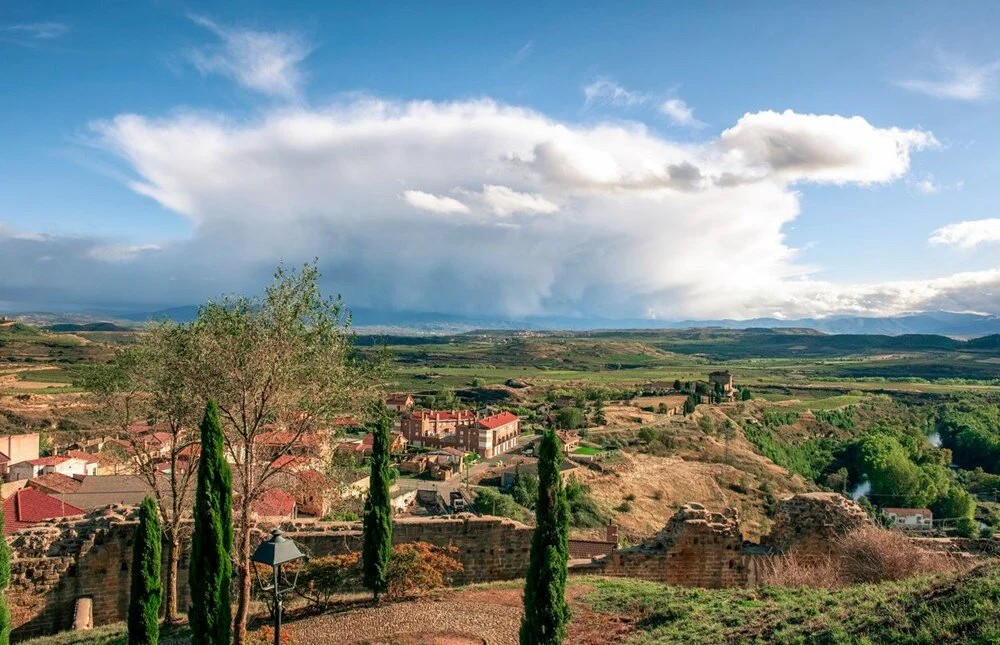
xmin=250 ymin=529 xmax=305 ymax=645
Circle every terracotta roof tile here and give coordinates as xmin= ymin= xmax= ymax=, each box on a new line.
xmin=3 ymin=488 xmax=85 ymax=532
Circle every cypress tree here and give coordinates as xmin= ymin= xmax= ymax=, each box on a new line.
xmin=0 ymin=504 xmax=11 ymax=645
xmin=362 ymin=403 xmax=394 ymax=602
xmin=129 ymin=496 xmax=162 ymax=645
xmin=520 ymin=430 xmax=570 ymax=645
xmin=189 ymin=401 xmax=233 ymax=645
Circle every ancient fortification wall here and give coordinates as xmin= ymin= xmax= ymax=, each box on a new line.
xmin=8 ymin=509 xmax=532 ymax=640
xmin=571 ymin=493 xmax=873 ymax=587
xmin=7 ymin=492 xmax=872 ymax=639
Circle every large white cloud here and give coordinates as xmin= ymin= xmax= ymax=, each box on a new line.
xmin=930 ymin=218 xmax=1000 ymax=249
xmin=3 ymin=96 xmax=987 ymax=320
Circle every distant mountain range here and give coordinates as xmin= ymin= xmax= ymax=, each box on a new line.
xmin=6 ymin=308 xmax=1000 ymax=338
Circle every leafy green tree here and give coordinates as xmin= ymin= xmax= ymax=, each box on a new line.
xmin=129 ymin=497 xmax=162 ymax=645
xmin=0 ymin=504 xmax=10 ymax=645
xmin=932 ymin=486 xmax=975 ymax=521
xmin=189 ymin=263 xmax=384 ymax=644
xmin=554 ymin=407 xmax=584 ymax=430
xmin=672 ymin=379 xmax=682 ymax=391
xmin=189 ymin=402 xmax=233 ymax=645
xmin=363 ymin=403 xmax=394 ymax=602
xmin=510 ymin=470 xmax=539 ymax=510
xmin=741 ymin=387 xmax=752 ymax=401
xmin=520 ymin=430 xmax=570 ymax=645
xmin=683 ymin=395 xmax=697 ymax=415
xmin=473 ymin=488 xmax=532 ymax=523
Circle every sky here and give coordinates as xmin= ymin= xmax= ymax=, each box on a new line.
xmin=1 ymin=1 xmax=999 ymax=321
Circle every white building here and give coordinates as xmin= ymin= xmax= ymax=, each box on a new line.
xmin=884 ymin=507 xmax=933 ymax=531
xmin=8 ymin=456 xmax=96 ymax=481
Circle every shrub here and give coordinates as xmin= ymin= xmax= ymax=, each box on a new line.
xmin=386 ymin=542 xmax=463 ymax=600
xmin=764 ymin=551 xmax=841 ymax=589
xmin=298 ymin=553 xmax=362 ymax=607
xmin=837 ymin=526 xmax=957 ymax=584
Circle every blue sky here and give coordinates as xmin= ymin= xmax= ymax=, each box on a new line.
xmin=1 ymin=1 xmax=999 ymax=318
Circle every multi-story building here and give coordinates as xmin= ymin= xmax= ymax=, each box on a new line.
xmin=398 ymin=409 xmax=520 ymax=458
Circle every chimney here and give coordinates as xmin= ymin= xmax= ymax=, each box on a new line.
xmin=606 ymin=522 xmax=618 ymax=546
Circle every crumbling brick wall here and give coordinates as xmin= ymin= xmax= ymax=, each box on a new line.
xmin=764 ymin=492 xmax=870 ymax=555
xmin=572 ymin=503 xmax=753 ymax=587
xmin=7 ymin=510 xmax=531 ymax=640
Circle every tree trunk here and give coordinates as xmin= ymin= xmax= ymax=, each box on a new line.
xmin=163 ymin=532 xmax=181 ymax=624
xmin=232 ymin=517 xmax=252 ymax=645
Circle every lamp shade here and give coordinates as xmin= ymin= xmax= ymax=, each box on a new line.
xmin=250 ymin=529 xmax=305 ymax=566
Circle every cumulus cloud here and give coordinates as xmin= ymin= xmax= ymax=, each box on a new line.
xmin=659 ymin=99 xmax=704 ymax=128
xmin=403 ymin=190 xmax=470 ymax=214
xmin=930 ymin=218 xmax=1000 ymax=249
xmin=897 ymin=56 xmax=1000 ymax=101
xmin=718 ymin=110 xmax=936 ymax=185
xmin=186 ymin=15 xmax=309 ymax=99
xmin=4 ymin=96 xmax=979 ymax=319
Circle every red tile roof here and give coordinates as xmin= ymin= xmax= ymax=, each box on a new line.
xmin=386 ymin=394 xmax=413 ymax=404
xmin=27 ymin=473 xmax=83 ymax=494
xmin=884 ymin=508 xmax=933 ymax=518
xmin=257 ymin=431 xmax=321 ymax=446
xmin=26 ymin=456 xmax=71 ymax=467
xmin=330 ymin=417 xmax=360 ymax=427
xmin=271 ymin=455 xmax=309 ymax=471
xmin=477 ymin=411 xmax=519 ymax=429
xmin=251 ymin=488 xmax=297 ymax=518
xmin=3 ymin=488 xmax=85 ymax=532
xmin=64 ymin=450 xmax=101 ymax=465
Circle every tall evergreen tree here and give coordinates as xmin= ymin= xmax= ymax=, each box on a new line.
xmin=189 ymin=401 xmax=233 ymax=645
xmin=129 ymin=496 xmax=162 ymax=645
xmin=0 ymin=505 xmax=11 ymax=645
xmin=520 ymin=430 xmax=570 ymax=645
xmin=362 ymin=403 xmax=394 ymax=602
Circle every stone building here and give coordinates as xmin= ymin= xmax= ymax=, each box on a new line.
xmin=398 ymin=409 xmax=520 ymax=458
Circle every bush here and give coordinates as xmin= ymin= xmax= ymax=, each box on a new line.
xmin=764 ymin=551 xmax=841 ymax=589
xmin=472 ymin=488 xmax=531 ymax=523
xmin=386 ymin=542 xmax=463 ymax=600
xmin=837 ymin=526 xmax=957 ymax=584
xmin=297 ymin=553 xmax=362 ymax=607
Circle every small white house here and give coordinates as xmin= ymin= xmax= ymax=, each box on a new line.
xmin=883 ymin=507 xmax=933 ymax=531
xmin=8 ymin=456 xmax=96 ymax=481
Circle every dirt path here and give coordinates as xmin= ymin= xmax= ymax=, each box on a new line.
xmin=280 ymin=586 xmax=622 ymax=645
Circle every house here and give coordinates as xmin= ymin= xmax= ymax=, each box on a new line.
xmin=63 ymin=450 xmax=118 ymax=475
xmin=398 ymin=409 xmax=521 ymax=459
xmin=251 ymin=488 xmax=298 ymax=520
xmin=386 ymin=393 xmax=415 ymax=412
xmin=533 ymin=431 xmax=580 ymax=452
xmin=9 ymin=456 xmax=96 ymax=481
xmin=0 ymin=433 xmax=40 ymax=478
xmin=883 ymin=507 xmax=933 ymax=531
xmin=708 ymin=371 xmax=736 ymax=400
xmin=3 ymin=487 xmax=85 ymax=532
xmin=26 ymin=472 xmax=83 ymax=495
xmin=500 ymin=457 xmax=580 ymax=489
xmin=360 ymin=431 xmax=408 ymax=455
xmin=52 ymin=474 xmax=188 ymax=511
xmin=256 ymin=430 xmax=326 ymax=459
xmin=64 ymin=436 xmax=113 ymax=455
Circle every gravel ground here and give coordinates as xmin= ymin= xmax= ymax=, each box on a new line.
xmin=296 ymin=596 xmax=521 ymax=645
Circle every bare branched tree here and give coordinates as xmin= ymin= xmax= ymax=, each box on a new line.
xmin=189 ymin=262 xmax=385 ymax=645
xmin=79 ymin=323 xmax=202 ymax=623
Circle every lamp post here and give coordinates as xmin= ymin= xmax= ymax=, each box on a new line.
xmin=250 ymin=529 xmax=305 ymax=645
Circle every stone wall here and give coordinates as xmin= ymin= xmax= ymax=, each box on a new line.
xmin=764 ymin=492 xmax=870 ymax=554
xmin=571 ymin=503 xmax=760 ymax=587
xmin=7 ymin=492 xmax=876 ymax=639
xmin=8 ymin=510 xmax=531 ymax=640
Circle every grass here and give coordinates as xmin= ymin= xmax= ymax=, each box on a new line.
xmin=582 ymin=562 xmax=1000 ymax=644
xmin=17 ymin=623 xmax=190 ymax=645
xmin=573 ymin=445 xmax=602 ymax=455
